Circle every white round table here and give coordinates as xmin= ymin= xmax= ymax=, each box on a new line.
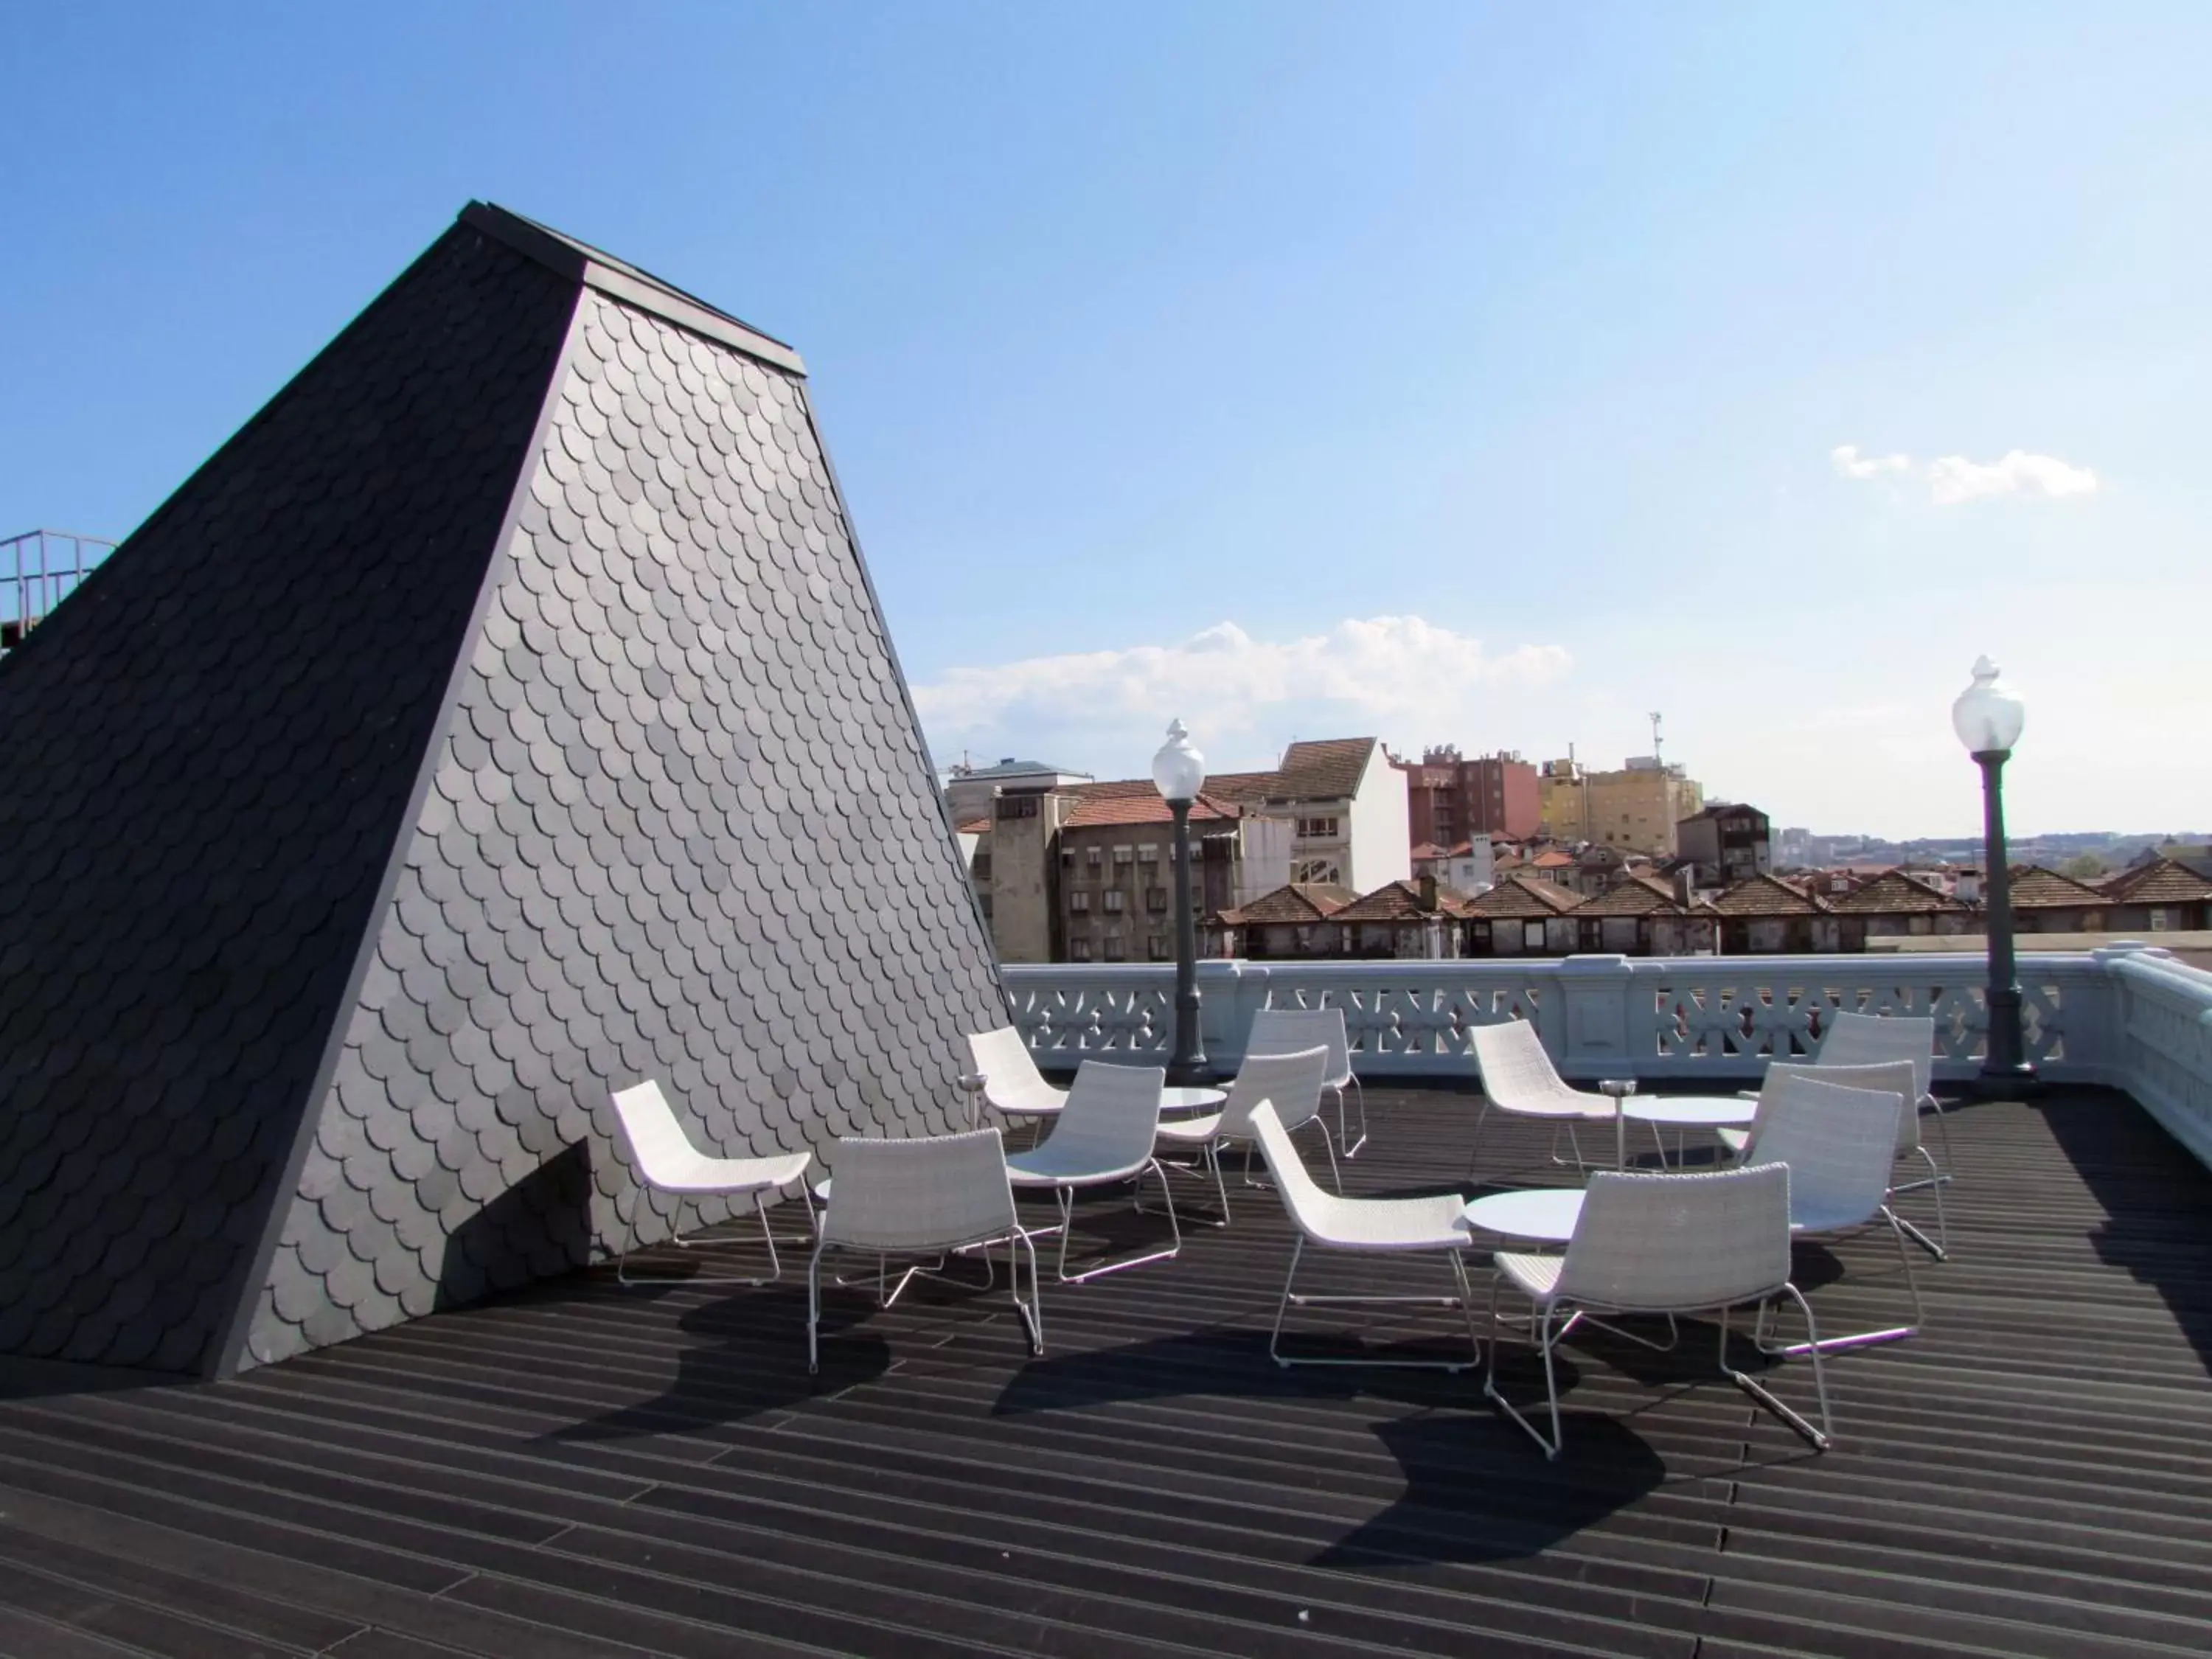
xmin=1618 ymin=1095 xmax=1756 ymax=1167
xmin=1159 ymin=1085 xmax=1226 ymax=1116
xmin=1461 ymin=1187 xmax=1585 ymax=1243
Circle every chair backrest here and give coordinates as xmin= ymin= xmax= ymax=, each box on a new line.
xmin=1248 ymin=1100 xmax=1345 ymax=1242
xmin=1756 ymin=1059 xmax=1921 ymax=1155
xmin=1248 ymin=1006 xmax=1351 ymax=1088
xmin=1557 ymin=1164 xmax=1792 ymax=1312
xmin=1743 ymin=1074 xmax=1903 ymax=1228
xmin=1218 ymin=1046 xmax=1330 ymax=1138
xmin=1470 ymin=1020 xmax=1584 ymax=1111
xmin=820 ymin=1128 xmax=1017 ymax=1251
xmin=1040 ymin=1062 xmax=1167 ymax=1169
xmin=967 ymin=1026 xmax=1060 ymax=1113
xmin=610 ymin=1081 xmax=707 ymax=1187
xmin=1817 ymin=1011 xmax=1935 ymax=1104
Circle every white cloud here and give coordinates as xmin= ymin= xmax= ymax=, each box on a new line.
xmin=1922 ymin=450 xmax=2099 ymax=504
xmin=1830 ymin=443 xmax=1912 ymax=481
xmin=914 ymin=616 xmax=1571 ymax=776
xmin=1831 ymin=442 xmax=2098 ymax=505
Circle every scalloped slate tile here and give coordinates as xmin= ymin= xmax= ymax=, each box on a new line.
xmin=0 ymin=202 xmax=1002 ymax=1380
xmin=236 ymin=243 xmax=1001 ymax=1368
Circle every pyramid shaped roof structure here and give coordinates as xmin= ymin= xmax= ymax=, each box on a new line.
xmin=0 ymin=204 xmax=1004 ymax=1377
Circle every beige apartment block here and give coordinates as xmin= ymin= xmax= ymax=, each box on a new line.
xmin=1537 ymin=757 xmax=1705 ymax=855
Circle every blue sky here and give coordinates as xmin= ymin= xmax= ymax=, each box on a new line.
xmin=6 ymin=3 xmax=2206 ymax=838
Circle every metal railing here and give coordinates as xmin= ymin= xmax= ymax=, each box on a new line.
xmin=1 ymin=529 xmax=116 ymax=650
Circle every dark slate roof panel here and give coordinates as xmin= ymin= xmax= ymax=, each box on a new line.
xmin=242 ymin=287 xmax=1004 ymax=1368
xmin=0 ymin=222 xmax=577 ymax=1376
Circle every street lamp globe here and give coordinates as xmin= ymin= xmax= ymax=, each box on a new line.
xmin=1951 ymin=655 xmax=2025 ymax=756
xmin=1152 ymin=718 xmax=1207 ymax=802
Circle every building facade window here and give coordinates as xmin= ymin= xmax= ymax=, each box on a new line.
xmin=1070 ymin=891 xmax=1091 ymax=913
xmin=1147 ymin=935 xmax=1168 ymax=960
xmin=1523 ymin=921 xmax=1546 ymax=949
xmin=1145 ymin=888 xmax=1168 ymax=913
xmin=996 ymin=795 xmax=1038 ymax=819
xmin=1138 ymin=843 xmax=1159 ymax=863
xmin=1113 ymin=845 xmax=1134 ymax=866
xmin=1102 ymin=936 xmax=1126 ymax=961
xmin=1104 ymin=890 xmax=1125 ymax=914
xmin=972 ymin=853 xmax=992 ymax=880
xmin=1295 ymin=816 xmax=1340 ymax=839
xmin=1069 ymin=938 xmax=1093 ymax=961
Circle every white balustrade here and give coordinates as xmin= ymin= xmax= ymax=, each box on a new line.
xmin=1002 ymin=949 xmax=2212 ymax=1169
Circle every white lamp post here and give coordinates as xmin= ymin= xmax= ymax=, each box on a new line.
xmin=1951 ymin=656 xmax=2034 ymax=1088
xmin=1150 ymin=719 xmax=1208 ymax=1083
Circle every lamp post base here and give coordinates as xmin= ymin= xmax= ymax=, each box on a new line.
xmin=1973 ymin=1060 xmax=2039 ymax=1102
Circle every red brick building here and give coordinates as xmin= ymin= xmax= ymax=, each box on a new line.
xmin=1392 ymin=746 xmax=1540 ymax=847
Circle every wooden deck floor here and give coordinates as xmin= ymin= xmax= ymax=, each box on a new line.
xmin=0 ymin=1085 xmax=2207 ymax=1658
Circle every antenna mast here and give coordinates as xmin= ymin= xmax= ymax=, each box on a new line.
xmin=1649 ymin=712 xmax=1663 ymax=767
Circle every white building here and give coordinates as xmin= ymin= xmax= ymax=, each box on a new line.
xmin=1209 ymin=737 xmax=1411 ymax=897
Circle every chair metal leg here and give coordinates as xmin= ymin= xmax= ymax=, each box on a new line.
xmin=1767 ymin=1209 xmax=1922 ymax=1356
xmin=1485 ymin=1279 xmax=1567 ymax=1458
xmin=1009 ymin=1225 xmax=1045 ymax=1354
xmin=1305 ymin=1115 xmax=1344 ymax=1195
xmin=1890 ymin=1144 xmax=1949 ymax=1259
xmin=1335 ymin=1074 xmax=1368 ymax=1159
xmin=1271 ymin=1238 xmax=1481 ymax=1371
xmin=805 ymin=1240 xmax=825 ymax=1374
xmin=618 ymin=1186 xmax=807 ymax=1287
xmin=1465 ymin=1101 xmax=1491 ymax=1183
xmin=1731 ymin=1284 xmax=1833 ymax=1450
xmin=1048 ymin=1163 xmax=1183 ymax=1283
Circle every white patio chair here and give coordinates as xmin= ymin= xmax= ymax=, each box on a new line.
xmin=1249 ymin=1101 xmax=1482 ymax=1371
xmin=1743 ymin=1073 xmax=1924 ymax=1355
xmin=1484 ymin=1164 xmax=1832 ymax=1459
xmin=1467 ymin=1020 xmax=1615 ymax=1180
xmin=1006 ymin=1062 xmax=1180 ymax=1281
xmin=608 ymin=1081 xmax=813 ymax=1287
xmin=1817 ymin=1011 xmax=1952 ymax=1186
xmin=808 ymin=1127 xmax=1040 ymax=1372
xmin=1722 ymin=1057 xmax=1948 ymax=1259
xmin=966 ymin=1026 xmax=1068 ymax=1137
xmin=1155 ymin=1046 xmax=1337 ymax=1224
xmin=1248 ymin=1006 xmax=1368 ymax=1157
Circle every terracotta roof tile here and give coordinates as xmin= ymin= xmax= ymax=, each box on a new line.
xmin=1214 ymin=882 xmax=1357 ymax=926
xmin=956 ymin=817 xmax=990 ymax=835
xmin=2006 ymin=866 xmax=2115 ymax=908
xmin=1571 ymin=874 xmax=1688 ymax=918
xmin=2103 ymin=858 xmax=2212 ymax=906
xmin=1709 ymin=873 xmax=1829 ymax=917
xmin=1205 ymin=737 xmax=1380 ymax=806
xmin=1333 ymin=880 xmax=1479 ymax=922
xmin=1828 ymin=870 xmax=1966 ymax=915
xmin=1061 ymin=783 xmax=1239 ymax=830
xmin=1468 ymin=876 xmax=1583 ymax=919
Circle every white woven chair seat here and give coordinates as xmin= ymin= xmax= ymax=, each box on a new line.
xmin=1495 ymin=1251 xmax=1563 ymax=1301
xmin=1290 ymin=1189 xmax=1472 ymax=1252
xmin=1717 ymin=1127 xmax=1750 ymax=1156
xmin=645 ymin=1147 xmax=811 ymax=1195
xmin=1006 ymin=1145 xmax=1152 ymax=1187
xmin=967 ymin=1027 xmax=1069 ymax=1121
xmin=1154 ymin=1114 xmax=1223 ymax=1145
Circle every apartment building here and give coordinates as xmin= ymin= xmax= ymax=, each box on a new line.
xmin=1537 ymin=755 xmax=1705 ymax=855
xmin=1207 ymin=737 xmax=1410 ymax=894
xmin=1411 ymin=837 xmax=1496 ymax=894
xmin=1392 ymin=746 xmax=1541 ymax=846
xmin=1675 ymin=802 xmax=1772 ymax=887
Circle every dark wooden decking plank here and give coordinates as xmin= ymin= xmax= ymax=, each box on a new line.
xmin=0 ymin=1085 xmax=2202 ymax=1658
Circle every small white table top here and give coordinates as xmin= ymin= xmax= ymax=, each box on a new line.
xmin=1159 ymin=1085 xmax=1227 ymax=1114
xmin=1619 ymin=1095 xmax=1757 ymax=1129
xmin=1461 ymin=1187 xmax=1585 ymax=1243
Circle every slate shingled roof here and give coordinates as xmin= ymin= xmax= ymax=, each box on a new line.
xmin=0 ymin=204 xmax=1003 ymax=1377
